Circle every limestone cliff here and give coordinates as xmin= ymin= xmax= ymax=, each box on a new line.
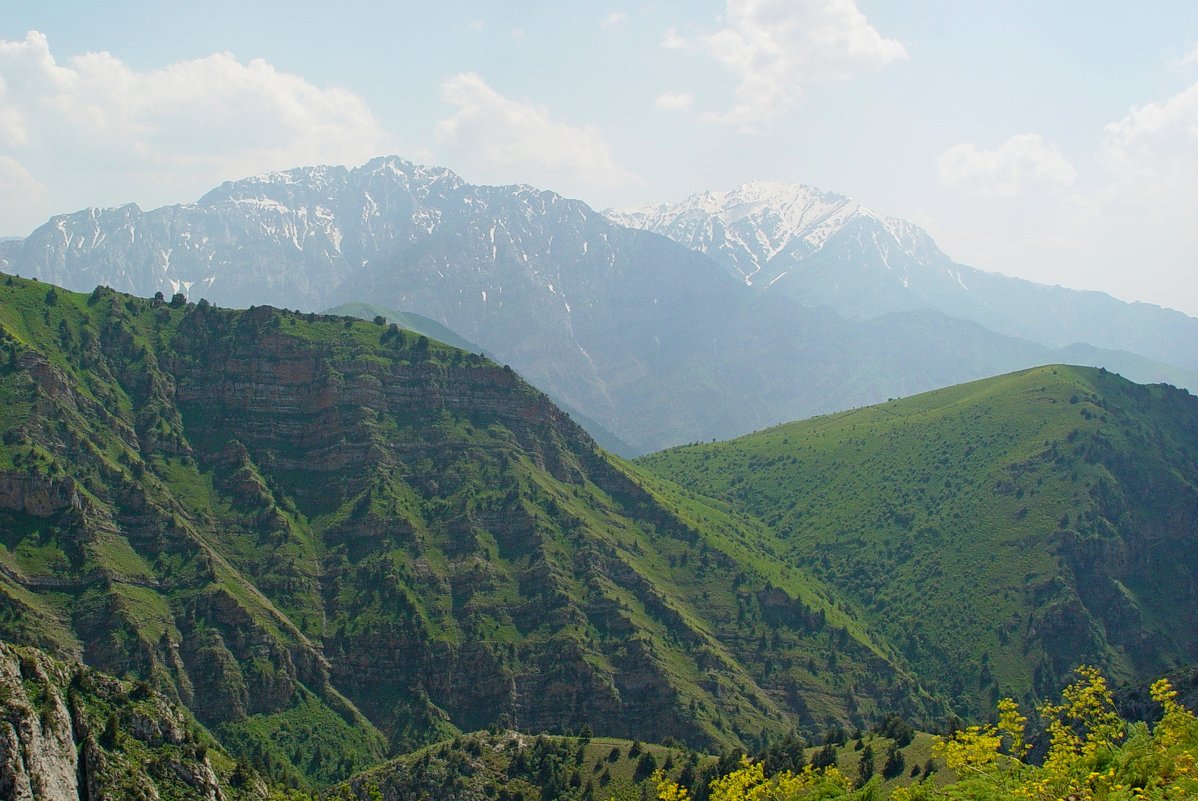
xmin=0 ymin=640 xmax=262 ymax=801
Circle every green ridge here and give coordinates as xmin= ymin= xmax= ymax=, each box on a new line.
xmin=639 ymin=365 xmax=1198 ymax=715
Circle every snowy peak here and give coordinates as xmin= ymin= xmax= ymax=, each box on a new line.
xmin=606 ymin=181 xmax=938 ymax=287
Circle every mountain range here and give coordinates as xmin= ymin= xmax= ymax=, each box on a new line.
xmin=2 ymin=271 xmax=1196 ymax=796
xmin=2 ymin=157 xmax=1195 ymax=454
xmin=606 ymin=182 xmax=1198 ymax=372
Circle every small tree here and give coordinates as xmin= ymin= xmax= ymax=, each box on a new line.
xmin=881 ymin=744 xmax=905 ymax=779
xmin=855 ymin=743 xmax=875 ymax=787
xmin=635 ymin=751 xmax=658 ymax=781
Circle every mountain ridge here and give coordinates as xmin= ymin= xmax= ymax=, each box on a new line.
xmin=607 ymin=182 xmax=1198 ymax=373
xmin=4 ymin=157 xmax=1196 ymax=454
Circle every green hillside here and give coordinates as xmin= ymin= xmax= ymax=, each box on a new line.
xmin=0 ymin=274 xmax=937 ymax=788
xmin=330 ymin=730 xmax=716 ymax=801
xmin=639 ymin=366 xmax=1198 ymax=715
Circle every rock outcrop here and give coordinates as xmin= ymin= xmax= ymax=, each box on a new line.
xmin=0 ymin=640 xmax=256 ymax=801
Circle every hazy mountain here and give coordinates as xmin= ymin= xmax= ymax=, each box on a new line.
xmin=5 ymin=158 xmax=1194 ymax=453
xmin=607 ymin=182 xmax=1198 ymax=373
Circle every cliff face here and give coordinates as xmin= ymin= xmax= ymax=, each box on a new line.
xmin=0 ymin=275 xmax=936 ymax=786
xmin=0 ymin=640 xmax=255 ymax=801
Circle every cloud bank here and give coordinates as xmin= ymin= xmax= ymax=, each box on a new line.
xmin=937 ymin=134 xmax=1077 ymax=197
xmin=0 ymin=31 xmax=390 ymax=233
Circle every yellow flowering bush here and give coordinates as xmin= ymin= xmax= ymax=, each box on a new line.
xmin=652 ymin=668 xmax=1197 ymax=801
xmin=900 ymin=667 xmax=1198 ymax=801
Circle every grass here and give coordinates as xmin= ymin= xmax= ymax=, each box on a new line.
xmin=639 ymin=365 xmax=1198 ymax=715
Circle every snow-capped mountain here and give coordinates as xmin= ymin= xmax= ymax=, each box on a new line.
xmin=5 ymin=158 xmax=1196 ymax=452
xmin=607 ymin=183 xmax=1198 ymax=374
xmin=606 ymin=181 xmax=941 ymax=291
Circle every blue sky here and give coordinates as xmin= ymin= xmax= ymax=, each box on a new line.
xmin=3 ymin=1 xmax=1197 ymax=314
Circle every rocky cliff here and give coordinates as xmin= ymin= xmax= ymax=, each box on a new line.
xmin=0 ymin=640 xmax=263 ymax=801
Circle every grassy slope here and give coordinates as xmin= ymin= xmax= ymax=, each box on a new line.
xmin=322 ymin=301 xmax=486 ymax=354
xmin=639 ymin=366 xmax=1198 ymax=715
xmin=332 ymin=731 xmax=716 ymax=801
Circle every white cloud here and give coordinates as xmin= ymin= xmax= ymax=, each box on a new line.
xmin=937 ymin=134 xmax=1077 ymax=197
xmin=0 ymin=157 xmax=47 ymax=225
xmin=694 ymin=0 xmax=907 ymax=131
xmin=1100 ymin=81 xmax=1198 ymax=191
xmin=661 ymin=28 xmax=687 ymax=50
xmin=434 ymin=72 xmax=640 ymax=194
xmin=602 ymin=12 xmax=627 ymax=30
xmin=0 ymin=31 xmax=391 ymax=233
xmin=1091 ymin=79 xmax=1198 ymax=304
xmin=655 ymin=92 xmax=694 ymax=111
xmin=928 ymin=81 xmax=1198 ymax=315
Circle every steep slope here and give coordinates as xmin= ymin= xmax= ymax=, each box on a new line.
xmin=0 ymin=639 xmax=270 ymax=801
xmin=608 ymin=183 xmax=1198 ymax=375
xmin=0 ymin=274 xmax=940 ymax=781
xmin=640 ymin=366 xmax=1198 ymax=716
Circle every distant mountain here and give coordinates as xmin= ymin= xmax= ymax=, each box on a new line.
xmin=639 ymin=365 xmax=1198 ymax=715
xmin=0 ymin=273 xmax=939 ymax=786
xmin=607 ymin=182 xmax=1198 ymax=373
xmin=6 ymin=158 xmax=1194 ymax=453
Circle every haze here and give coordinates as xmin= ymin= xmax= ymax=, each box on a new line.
xmin=2 ymin=0 xmax=1196 ymax=315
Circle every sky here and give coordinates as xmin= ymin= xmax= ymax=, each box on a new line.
xmin=2 ymin=1 xmax=1197 ymax=315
